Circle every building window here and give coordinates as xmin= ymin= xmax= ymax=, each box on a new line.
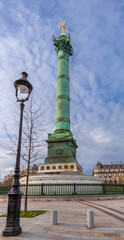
xmin=46 ymin=166 xmax=50 ymax=170
xmin=41 ymin=166 xmax=44 ymax=170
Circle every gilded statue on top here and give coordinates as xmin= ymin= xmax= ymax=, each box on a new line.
xmin=59 ymin=20 xmax=67 ymax=35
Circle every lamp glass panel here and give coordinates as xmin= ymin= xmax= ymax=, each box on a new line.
xmin=18 ymin=85 xmax=29 ymax=101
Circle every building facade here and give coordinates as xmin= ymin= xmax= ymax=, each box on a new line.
xmin=93 ymin=161 xmax=124 ymax=183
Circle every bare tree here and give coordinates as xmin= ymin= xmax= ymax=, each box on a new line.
xmin=3 ymin=95 xmax=46 ymax=212
xmin=22 ymin=96 xmax=46 ymax=212
xmin=2 ymin=166 xmax=26 ymax=185
xmin=0 ymin=173 xmax=2 ymax=184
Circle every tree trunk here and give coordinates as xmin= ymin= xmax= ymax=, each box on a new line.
xmin=24 ymin=160 xmax=30 ymax=212
xmin=24 ymin=123 xmax=32 ymax=212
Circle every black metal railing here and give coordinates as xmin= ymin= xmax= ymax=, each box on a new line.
xmin=0 ymin=183 xmax=124 ymax=196
xmin=20 ymin=183 xmax=124 ymax=196
xmin=0 ymin=185 xmax=12 ymax=195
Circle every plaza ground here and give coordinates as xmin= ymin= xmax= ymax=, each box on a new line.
xmin=0 ymin=197 xmax=124 ymax=240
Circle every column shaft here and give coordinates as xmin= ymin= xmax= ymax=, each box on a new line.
xmin=56 ymin=49 xmax=70 ymax=131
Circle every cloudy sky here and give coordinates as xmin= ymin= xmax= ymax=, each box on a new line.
xmin=0 ymin=0 xmax=124 ymax=180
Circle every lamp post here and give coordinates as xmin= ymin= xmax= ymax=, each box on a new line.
xmin=3 ymin=72 xmax=33 ymax=236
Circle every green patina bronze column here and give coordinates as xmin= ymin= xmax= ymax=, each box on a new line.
xmin=45 ymin=23 xmax=79 ymax=166
xmin=54 ymin=34 xmax=73 ymax=132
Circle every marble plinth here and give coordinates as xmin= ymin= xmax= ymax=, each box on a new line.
xmin=20 ymin=174 xmax=103 ymax=196
xmin=20 ymin=174 xmax=102 ymax=185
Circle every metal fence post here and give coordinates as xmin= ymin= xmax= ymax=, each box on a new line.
xmin=41 ymin=183 xmax=44 ymax=196
xmin=121 ymin=185 xmax=124 ymax=194
xmin=102 ymin=184 xmax=105 ymax=194
xmin=73 ymin=183 xmax=76 ymax=195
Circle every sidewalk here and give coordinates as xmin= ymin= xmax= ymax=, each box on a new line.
xmin=0 ymin=199 xmax=124 ymax=239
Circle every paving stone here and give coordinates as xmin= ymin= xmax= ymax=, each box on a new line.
xmin=0 ymin=199 xmax=124 ymax=239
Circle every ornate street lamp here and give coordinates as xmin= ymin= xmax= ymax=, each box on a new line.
xmin=3 ymin=72 xmax=33 ymax=236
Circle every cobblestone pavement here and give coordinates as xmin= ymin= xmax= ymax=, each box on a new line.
xmin=0 ymin=199 xmax=124 ymax=240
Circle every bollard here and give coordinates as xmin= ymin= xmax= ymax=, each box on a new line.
xmin=87 ymin=210 xmax=94 ymax=228
xmin=51 ymin=210 xmax=58 ymax=225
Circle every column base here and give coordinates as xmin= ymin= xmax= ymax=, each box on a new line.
xmin=45 ymin=131 xmax=78 ymax=164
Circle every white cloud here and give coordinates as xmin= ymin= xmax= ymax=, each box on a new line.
xmin=90 ymin=127 xmax=112 ymax=143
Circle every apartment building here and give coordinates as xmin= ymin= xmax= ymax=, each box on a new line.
xmin=92 ymin=161 xmax=124 ymax=183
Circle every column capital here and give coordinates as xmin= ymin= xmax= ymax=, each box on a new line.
xmin=53 ymin=34 xmax=73 ymax=56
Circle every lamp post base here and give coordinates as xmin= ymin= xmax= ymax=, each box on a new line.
xmin=2 ymin=191 xmax=22 ymax=236
xmin=3 ymin=226 xmax=22 ymax=236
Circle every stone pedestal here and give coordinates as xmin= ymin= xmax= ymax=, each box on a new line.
xmin=20 ymin=174 xmax=102 ymax=185
xmin=38 ymin=162 xmax=82 ymax=175
xmin=45 ymin=131 xmax=78 ymax=165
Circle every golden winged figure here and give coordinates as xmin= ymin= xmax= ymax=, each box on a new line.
xmin=59 ymin=20 xmax=67 ymax=35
